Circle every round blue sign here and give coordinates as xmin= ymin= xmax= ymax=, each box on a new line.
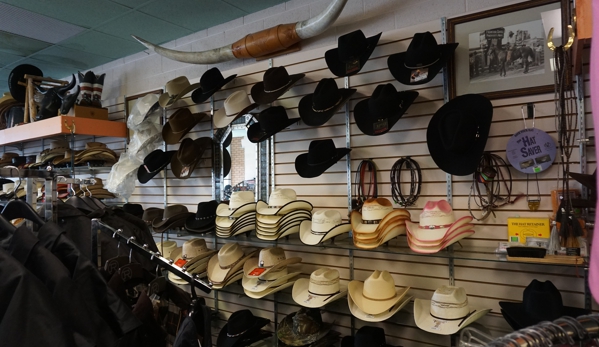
xmin=506 ymin=127 xmax=556 ymax=174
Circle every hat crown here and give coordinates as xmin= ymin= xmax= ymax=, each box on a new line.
xmin=177 ymin=138 xmax=201 ymax=165
xmin=368 ymin=83 xmax=402 ymax=118
xmin=85 ymin=142 xmax=106 ymax=150
xmin=405 ymin=32 xmax=442 ymax=67
xmin=142 ymin=207 xmax=163 ymax=223
xmin=338 ymin=30 xmax=368 ymax=62
xmin=169 ymin=108 xmax=195 ymax=133
xmin=522 ymin=280 xmax=563 ymax=321
xmin=363 ymin=270 xmax=397 ymax=301
xmin=200 ymin=67 xmax=225 ymax=91
xmin=268 ymin=188 xmax=297 ymax=207
xmin=2 ymin=182 xmax=15 ymax=193
xmin=430 ymin=285 xmax=470 ymax=319
xmin=162 ymin=204 xmax=189 ymax=220
xmin=361 ymin=198 xmax=393 ymax=221
xmin=156 ymin=240 xmax=177 ymax=259
xmin=258 ymin=247 xmax=287 ymax=268
xmin=307 ymin=139 xmax=339 ymax=165
xmin=419 ymin=200 xmax=456 ymax=227
xmin=259 ymin=106 xmax=291 ymax=132
xmin=312 ymin=78 xmax=342 ymax=111
xmin=292 ymin=308 xmax=323 ymax=336
xmin=311 ymin=210 xmax=342 ymax=232
xmin=196 ymin=200 xmax=218 ymax=218
xmin=309 ymin=268 xmax=340 ymax=295
xmin=218 ymin=243 xmax=244 ymax=268
xmin=230 ymin=191 xmax=255 ymax=208
xmin=438 ymin=109 xmax=479 ymax=153
xmin=183 ymin=238 xmax=209 ymax=258
xmin=165 ymin=76 xmax=192 ymax=96
xmin=224 ymin=90 xmax=252 ymax=116
xmin=143 ymin=149 xmax=171 ymax=172
xmin=263 ymin=67 xmax=291 ymax=93
xmin=355 ymin=326 xmax=387 ymax=347
xmin=51 ymin=140 xmax=69 ymax=150
xmin=227 ymin=309 xmax=259 ymax=335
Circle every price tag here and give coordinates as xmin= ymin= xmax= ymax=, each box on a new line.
xmin=175 ymin=259 xmax=188 ymax=267
xmin=248 ymin=267 xmax=266 ymax=276
xmin=410 ymin=68 xmax=428 ymax=83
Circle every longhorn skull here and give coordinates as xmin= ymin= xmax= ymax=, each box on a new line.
xmin=35 ymin=74 xmax=76 ymax=120
xmin=132 ymin=0 xmax=348 ymax=64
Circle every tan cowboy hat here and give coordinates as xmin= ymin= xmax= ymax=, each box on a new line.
xmin=244 ymin=279 xmax=297 ymax=299
xmin=407 ymin=228 xmax=475 ymax=254
xmin=0 ymin=92 xmax=14 ymax=106
xmin=414 ymin=286 xmax=490 ymax=335
xmin=406 ymin=200 xmax=474 ymax=242
xmin=159 ymin=76 xmax=201 ymax=108
xmin=243 ymin=247 xmax=301 ymax=280
xmin=256 ymin=225 xmax=303 ymax=241
xmin=353 ymin=213 xmax=410 ymax=241
xmin=256 ymin=217 xmax=308 ymax=235
xmin=216 ymin=223 xmax=255 ymax=238
xmin=0 ymin=152 xmax=19 ymax=166
xmin=207 ymin=243 xmax=258 ymax=284
xmin=299 ymin=210 xmax=351 ymax=245
xmin=156 ymin=240 xmax=178 ymax=259
xmin=350 ymin=198 xmax=411 ymax=235
xmin=213 ymin=90 xmax=258 ymax=129
xmin=256 ymin=188 xmax=313 ymax=216
xmin=168 ymin=238 xmax=217 ymax=284
xmin=216 ymin=191 xmax=256 ymax=217
xmin=162 ymin=108 xmax=207 ymax=144
xmin=211 ymin=269 xmax=244 ymax=290
xmin=39 ymin=140 xmax=70 ymax=164
xmin=348 ymin=290 xmax=413 ymax=322
xmin=292 ymin=268 xmax=347 ymax=308
xmin=353 ymin=224 xmax=407 ymax=250
xmin=348 ymin=270 xmax=410 ymax=315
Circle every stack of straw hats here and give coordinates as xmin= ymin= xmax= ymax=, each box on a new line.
xmin=299 ymin=210 xmax=352 ymax=245
xmin=350 ymin=198 xmax=410 ymax=249
xmin=255 ymin=188 xmax=312 ymax=240
xmin=167 ymin=239 xmax=217 ymax=284
xmin=242 ymin=247 xmax=301 ymax=299
xmin=215 ymin=191 xmax=256 ymax=238
xmin=207 ymin=243 xmax=258 ymax=289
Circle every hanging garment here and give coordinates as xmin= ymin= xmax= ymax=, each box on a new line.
xmin=56 ymin=200 xmax=93 ymax=259
xmin=589 ymin=0 xmax=599 ymax=303
xmin=0 ymin=248 xmax=74 ymax=346
xmin=173 ymin=316 xmax=200 ymax=347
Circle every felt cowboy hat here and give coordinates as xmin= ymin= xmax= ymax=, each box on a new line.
xmin=414 ymin=285 xmax=491 ymax=335
xmin=341 ymin=326 xmax=399 ymax=347
xmin=292 ymin=268 xmax=347 ymax=308
xmin=256 ymin=188 xmax=312 ymax=216
xmin=325 ymin=30 xmax=382 ymax=77
xmin=213 ymin=90 xmax=258 ymax=129
xmin=129 ymin=93 xmax=161 ymax=126
xmin=137 ymin=149 xmax=176 ymax=184
xmin=250 ymin=66 xmax=305 ymax=105
xmin=499 ymin=280 xmax=589 ymax=330
xmin=162 ymin=108 xmax=207 ymax=144
xmin=184 ymin=200 xmax=218 ymax=233
xmin=171 ymin=137 xmax=212 ymax=179
xmin=350 ymin=198 xmax=410 ymax=235
xmin=191 ymin=67 xmax=237 ymax=104
xmin=569 ymin=170 xmax=597 ymax=208
xmin=354 ymin=83 xmax=419 ymax=136
xmin=406 ymin=200 xmax=473 ymax=242
xmin=299 ymin=210 xmax=352 ymax=245
xmin=216 ymin=191 xmax=256 ymax=217
xmin=295 ymin=139 xmax=350 ymax=178
xmin=122 ymin=203 xmax=144 ymax=218
xmin=247 ymin=106 xmax=298 ymax=143
xmin=388 ymin=31 xmax=459 ymax=85
xmin=142 ymin=207 xmax=163 ymax=226
xmin=207 ymin=243 xmax=258 ymax=284
xmin=223 ymin=147 xmax=231 ymax=177
xmin=9 ymin=64 xmax=43 ymax=102
xmin=278 ymin=308 xmax=331 ymax=347
xmin=427 ymin=94 xmax=493 ymax=176
xmin=156 ymin=240 xmax=178 ymax=259
xmin=348 ymin=270 xmax=410 ymax=317
xmin=216 ymin=309 xmax=270 ymax=347
xmin=152 ymin=204 xmax=194 ymax=232
xmin=298 ymin=78 xmax=356 ymax=126
xmin=168 ymin=238 xmax=217 ymax=284
xmin=159 ymin=76 xmax=201 ymax=108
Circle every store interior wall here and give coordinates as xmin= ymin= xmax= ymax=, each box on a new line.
xmin=13 ymin=0 xmax=594 ymax=346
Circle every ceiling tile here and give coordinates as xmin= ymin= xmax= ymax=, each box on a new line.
xmin=0 ymin=51 xmax=25 ymax=68
xmin=95 ymin=11 xmax=192 ymax=44
xmin=222 ymin=0 xmax=287 ymax=14
xmin=59 ymin=30 xmax=143 ymax=59
xmin=1 ymin=0 xmax=130 ymax=28
xmin=109 ymin=0 xmax=157 ymax=9
xmin=33 ymin=46 xmax=113 ymax=71
xmin=0 ymin=30 xmax=51 ymax=56
xmin=138 ymin=0 xmax=246 ymax=32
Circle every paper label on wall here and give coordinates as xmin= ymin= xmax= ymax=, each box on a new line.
xmin=505 ymin=127 xmax=556 ymax=174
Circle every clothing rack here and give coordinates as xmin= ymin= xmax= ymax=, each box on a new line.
xmin=91 ymin=218 xmax=212 ymax=293
xmin=0 ymin=167 xmax=57 ymax=222
xmin=478 ymin=314 xmax=599 ymax=346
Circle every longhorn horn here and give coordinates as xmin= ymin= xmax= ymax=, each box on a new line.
xmin=56 ymin=74 xmax=76 ymax=95
xmin=132 ymin=0 xmax=347 ymax=65
xmin=35 ymin=84 xmax=49 ymax=95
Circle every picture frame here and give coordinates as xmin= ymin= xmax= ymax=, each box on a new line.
xmin=446 ymin=0 xmax=569 ymax=100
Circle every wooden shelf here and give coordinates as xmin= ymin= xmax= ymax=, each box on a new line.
xmin=0 ymin=116 xmax=127 ymax=146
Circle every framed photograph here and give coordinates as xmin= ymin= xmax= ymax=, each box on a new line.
xmin=447 ymin=0 xmax=569 ymax=99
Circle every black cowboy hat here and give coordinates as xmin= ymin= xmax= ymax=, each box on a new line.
xmin=217 ymin=309 xmax=270 ymax=347
xmin=247 ymin=106 xmax=297 ymax=143
xmin=137 ymin=149 xmax=176 ymax=184
xmin=354 ymin=83 xmax=419 ymax=136
xmin=295 ymin=139 xmax=350 ymax=178
xmin=223 ymin=147 xmax=231 ymax=177
xmin=341 ymin=326 xmax=398 ymax=347
xmin=251 ymin=66 xmax=304 ymax=105
xmin=388 ymin=31 xmax=458 ymax=85
xmin=191 ymin=67 xmax=237 ymax=104
xmin=298 ymin=78 xmax=356 ymax=126
xmin=122 ymin=203 xmax=144 ymax=218
xmin=569 ymin=170 xmax=596 ymax=208
xmin=427 ymin=93 xmax=492 ymax=176
xmin=499 ymin=280 xmax=589 ymax=330
xmin=9 ymin=64 xmax=43 ymax=102
xmin=185 ymin=200 xmax=218 ymax=233
xmin=325 ymin=30 xmax=382 ymax=77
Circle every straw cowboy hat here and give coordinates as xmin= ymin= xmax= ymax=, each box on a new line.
xmin=414 ymin=285 xmax=490 ymax=335
xmin=40 ymin=140 xmax=70 ymax=164
xmin=216 ymin=309 xmax=270 ymax=347
xmin=295 ymin=139 xmax=350 ymax=178
xmin=256 ymin=188 xmax=312 ymax=216
xmin=207 ymin=243 xmax=258 ymax=284
xmin=292 ymin=268 xmax=347 ymax=308
xmin=256 ymin=209 xmax=312 ymax=227
xmin=299 ymin=210 xmax=351 ymax=245
xmin=213 ymin=90 xmax=258 ymax=129
xmin=407 ymin=223 xmax=474 ymax=251
xmin=350 ymin=198 xmax=410 ymax=235
xmin=250 ymin=66 xmax=304 ymax=105
xmin=348 ymin=270 xmax=410 ymax=316
xmin=0 ymin=152 xmax=19 ymax=166
xmin=256 ymin=217 xmax=310 ymax=241
xmin=212 ymin=270 xmax=245 ymax=290
xmin=162 ymin=108 xmax=207 ymax=144
xmin=184 ymin=200 xmax=218 ymax=233
xmin=216 ymin=212 xmax=256 ymax=230
xmin=216 ymin=191 xmax=256 ymax=217
xmin=152 ymin=204 xmax=194 ymax=233
xmin=191 ymin=67 xmax=237 ymax=104
xmin=156 ymin=240 xmax=178 ymax=260
xmin=325 ymin=30 xmax=382 ymax=77
xmin=298 ymin=78 xmax=356 ymax=126
xmin=277 ymin=308 xmax=331 ymax=347
xmin=159 ymin=76 xmax=200 ymax=108
xmin=168 ymin=238 xmax=217 ymax=284
xmin=242 ymin=247 xmax=301 ymax=298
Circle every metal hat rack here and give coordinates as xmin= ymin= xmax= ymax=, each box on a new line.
xmin=91 ymin=218 xmax=212 ymax=293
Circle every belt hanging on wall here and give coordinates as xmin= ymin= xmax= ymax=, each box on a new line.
xmin=390 ymin=157 xmax=421 ymax=207
xmin=352 ymin=159 xmax=377 ymax=211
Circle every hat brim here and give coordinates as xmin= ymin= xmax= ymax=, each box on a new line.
xmin=277 ymin=312 xmax=331 ymax=346
xmin=216 ymin=223 xmax=256 ymax=238
xmin=9 ymin=64 xmax=43 ymax=102
xmin=499 ymin=301 xmax=589 ymax=330
xmin=407 ymin=229 xmax=475 ymax=254
xmin=427 ymin=94 xmax=493 ymax=176
xmin=405 ymin=216 xmax=473 ymax=242
xmin=250 ymin=73 xmax=305 ymax=105
xmin=256 ymin=218 xmax=308 ymax=236
xmin=245 ymin=279 xmax=297 ymax=299
xmin=137 ymin=150 xmax=175 ymax=184
xmin=242 ymin=270 xmax=300 ymax=293
xmin=256 ymin=200 xmax=313 ymax=216
xmin=299 ymin=220 xmax=352 ymax=245
xmin=353 ymin=225 xmax=406 ymax=249
xmin=216 ymin=314 xmax=270 ymax=347
xmin=216 ymin=201 xmax=257 ymax=217
xmin=348 ymin=281 xmax=410 ymax=315
xmin=348 ymin=292 xmax=413 ymax=322
xmin=184 ymin=215 xmax=216 ymax=232
xmin=159 ymin=82 xmax=201 ymax=108
xmin=162 ymin=112 xmax=206 ymax=145
xmin=298 ymin=88 xmax=356 ymax=126
xmin=152 ymin=213 xmax=194 ymax=231
xmin=354 ymin=90 xmax=419 ymax=136
xmin=256 ymin=210 xmax=312 ymax=226
xmin=216 ymin=212 xmax=256 ymax=229
xmin=414 ymin=298 xmax=490 ymax=335
xmin=292 ymin=278 xmax=348 ymax=308
xmin=325 ymin=33 xmax=382 ymax=77
xmin=191 ymin=74 xmax=237 ymax=104
xmin=213 ymin=102 xmax=258 ymax=129
xmin=569 ymin=171 xmax=596 ymax=191
xmin=256 ymin=223 xmax=302 ymax=241
xmin=207 ymin=249 xmax=258 ymax=284
xmin=295 ymin=147 xmax=350 ymax=178
xmin=350 ymin=209 xmax=411 ymax=235
xmin=387 ymin=43 xmax=458 ymax=85
xmin=406 ymin=223 xmax=474 ymax=247
xmin=247 ymin=117 xmax=299 ymax=143
xmin=243 ymin=257 xmax=302 ymax=280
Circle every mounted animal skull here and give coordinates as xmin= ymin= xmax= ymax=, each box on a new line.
xmin=35 ymin=74 xmax=76 ymax=120
xmin=132 ymin=0 xmax=348 ymax=64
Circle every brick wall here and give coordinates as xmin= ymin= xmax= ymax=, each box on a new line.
xmin=229 ymin=137 xmax=245 ymax=186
